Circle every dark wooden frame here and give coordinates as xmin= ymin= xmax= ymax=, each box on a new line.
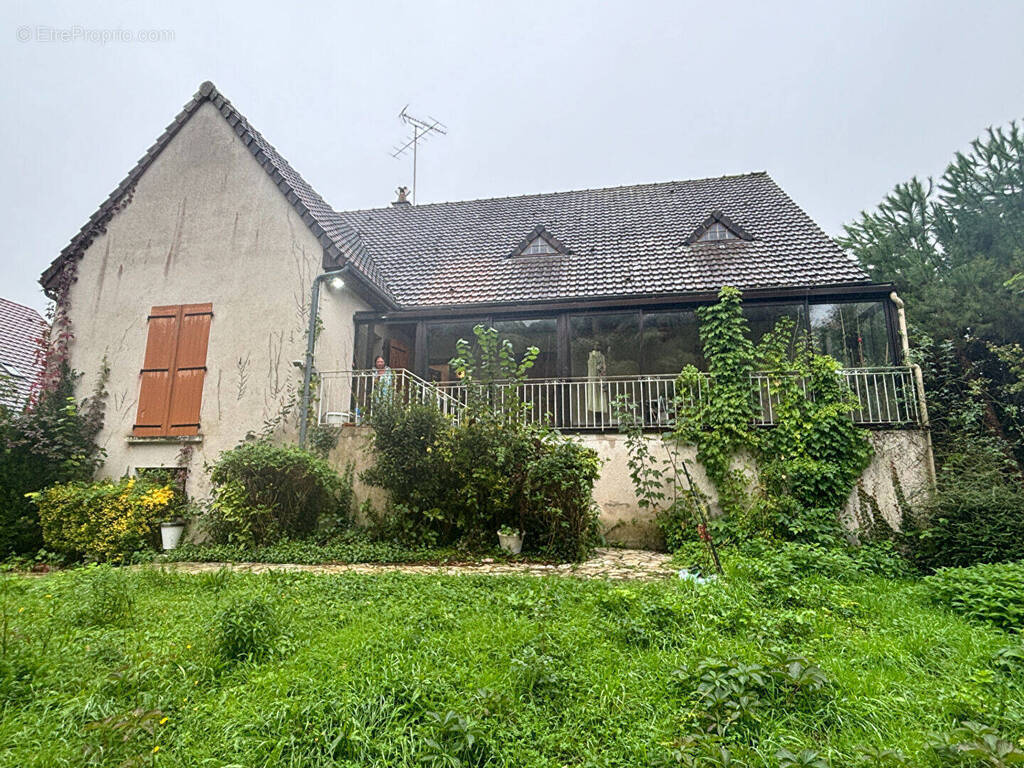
xmin=352 ymin=284 xmax=903 ymax=380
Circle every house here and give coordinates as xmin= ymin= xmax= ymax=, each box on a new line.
xmin=40 ymin=81 xmax=933 ymax=544
xmin=0 ymin=297 xmax=48 ymax=411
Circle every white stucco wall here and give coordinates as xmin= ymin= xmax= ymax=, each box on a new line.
xmin=577 ymin=429 xmax=933 ymax=546
xmin=329 ymin=426 xmax=934 ymax=548
xmin=64 ymin=101 xmax=368 ymax=498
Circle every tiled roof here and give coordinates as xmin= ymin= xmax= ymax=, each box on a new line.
xmin=40 ymin=82 xmax=392 ymax=304
xmin=0 ymin=298 xmax=48 ymax=410
xmin=42 ymin=81 xmax=871 ymax=313
xmin=338 ymin=173 xmax=870 ymax=308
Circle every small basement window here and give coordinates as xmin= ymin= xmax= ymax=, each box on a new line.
xmin=523 ymin=236 xmax=557 ymax=255
xmin=699 ymin=222 xmax=738 ymax=242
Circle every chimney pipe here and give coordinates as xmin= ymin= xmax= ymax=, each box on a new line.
xmin=392 ymin=186 xmax=411 ymax=207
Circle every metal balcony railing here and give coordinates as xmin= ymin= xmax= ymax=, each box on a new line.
xmin=316 ymin=366 xmax=922 ymax=430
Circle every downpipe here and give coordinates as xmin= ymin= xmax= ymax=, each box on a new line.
xmin=890 ymin=291 xmax=938 ymax=491
xmin=298 ymin=268 xmax=346 ymax=449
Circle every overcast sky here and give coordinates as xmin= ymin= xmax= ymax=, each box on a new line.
xmin=2 ymin=0 xmax=1023 ymax=314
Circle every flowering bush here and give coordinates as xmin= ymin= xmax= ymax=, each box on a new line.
xmin=0 ymin=363 xmax=108 ymax=557
xmin=29 ymin=477 xmax=174 ymax=562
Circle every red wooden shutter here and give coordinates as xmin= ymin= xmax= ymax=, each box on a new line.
xmin=133 ymin=303 xmax=213 ymax=437
xmin=166 ymin=304 xmax=213 ymax=435
xmin=133 ymin=306 xmax=180 ymax=436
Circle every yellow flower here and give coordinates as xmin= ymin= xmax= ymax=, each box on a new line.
xmin=152 ymin=745 xmax=160 ymax=753
xmin=159 ymin=717 xmax=169 ymax=725
xmin=18 ymin=607 xmax=24 ymax=613
xmin=186 ymin=644 xmax=192 ymax=650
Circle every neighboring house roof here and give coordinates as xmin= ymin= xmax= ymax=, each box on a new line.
xmin=42 ymin=80 xmax=872 ymax=314
xmin=39 ymin=81 xmax=393 ymax=306
xmin=338 ymin=173 xmax=870 ymax=308
xmin=0 ymin=297 xmax=48 ymax=410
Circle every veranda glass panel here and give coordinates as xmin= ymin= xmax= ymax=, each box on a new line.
xmin=492 ymin=317 xmax=558 ymax=378
xmin=744 ymin=303 xmax=808 ymax=349
xmin=426 ymin=321 xmax=482 ymax=383
xmin=353 ymin=323 xmax=372 ymax=369
xmin=642 ymin=310 xmax=703 ymax=373
xmin=810 ymin=301 xmax=891 ymax=367
xmin=569 ymin=313 xmax=642 ymax=377
xmin=357 ymin=322 xmax=416 ymax=371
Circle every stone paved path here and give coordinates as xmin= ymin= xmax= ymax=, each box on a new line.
xmin=163 ymin=548 xmax=677 ymax=581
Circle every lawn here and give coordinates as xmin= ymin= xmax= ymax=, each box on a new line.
xmin=0 ymin=559 xmax=1020 ymax=767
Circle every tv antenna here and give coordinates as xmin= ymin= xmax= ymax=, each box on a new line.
xmin=391 ymin=105 xmax=447 ymax=205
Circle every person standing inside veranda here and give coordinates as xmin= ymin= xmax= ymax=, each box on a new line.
xmin=372 ymin=354 xmax=394 ymax=400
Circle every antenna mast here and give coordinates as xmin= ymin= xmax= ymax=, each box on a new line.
xmin=391 ymin=106 xmax=447 ymax=205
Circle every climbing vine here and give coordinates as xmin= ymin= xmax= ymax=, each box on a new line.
xmin=680 ymin=287 xmax=871 ymax=541
xmin=754 ymin=318 xmax=872 ymax=518
xmin=621 ymin=286 xmax=874 ymax=552
xmin=673 ymin=286 xmax=756 ymax=518
xmin=615 ymin=396 xmax=722 ymax=572
xmin=39 ymin=181 xmax=136 ymax=397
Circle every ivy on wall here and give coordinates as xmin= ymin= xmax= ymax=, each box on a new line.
xmin=676 ymin=287 xmax=872 ymax=528
xmin=674 ymin=286 xmax=757 ymax=518
xmin=620 ymin=286 xmax=874 ymax=552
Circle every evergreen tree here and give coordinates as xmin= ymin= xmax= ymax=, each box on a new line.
xmin=840 ymin=120 xmax=1024 ymax=472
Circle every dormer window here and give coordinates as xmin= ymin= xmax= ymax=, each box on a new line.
xmin=508 ymin=225 xmax=569 ymax=258
xmin=699 ymin=222 xmax=738 ymax=242
xmin=523 ymin=236 xmax=557 ymax=255
xmin=684 ymin=210 xmax=753 ymax=245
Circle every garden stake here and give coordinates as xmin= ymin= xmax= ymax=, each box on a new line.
xmin=673 ymin=451 xmax=723 ymax=576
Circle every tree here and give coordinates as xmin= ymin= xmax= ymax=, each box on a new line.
xmin=840 ymin=123 xmax=1024 ymax=344
xmin=840 ymin=120 xmax=1024 ymax=472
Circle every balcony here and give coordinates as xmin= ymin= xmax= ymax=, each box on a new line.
xmin=316 ymin=366 xmax=923 ymax=431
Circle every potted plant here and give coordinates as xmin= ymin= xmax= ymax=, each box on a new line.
xmin=157 ymin=505 xmax=192 ymax=552
xmin=159 ymin=515 xmax=187 ymax=551
xmin=497 ymin=525 xmax=524 ymax=555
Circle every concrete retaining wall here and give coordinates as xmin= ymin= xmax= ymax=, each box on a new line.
xmin=330 ymin=426 xmax=934 ymax=548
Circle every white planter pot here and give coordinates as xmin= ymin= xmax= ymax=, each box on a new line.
xmin=160 ymin=521 xmax=186 ymax=550
xmin=497 ymin=532 xmax=523 ymax=555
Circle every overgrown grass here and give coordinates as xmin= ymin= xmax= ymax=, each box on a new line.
xmin=0 ymin=560 xmax=1021 ymax=767
xmin=156 ymin=528 xmax=534 ymax=566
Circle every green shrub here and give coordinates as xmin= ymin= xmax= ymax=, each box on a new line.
xmin=523 ymin=438 xmax=602 ymax=561
xmin=205 ymin=440 xmax=350 ymax=547
xmin=0 ymin=364 xmax=107 ymax=558
xmin=365 ymin=411 xmax=601 ymax=560
xmin=924 ymin=560 xmax=1024 ymax=630
xmin=213 ymin=597 xmax=282 ymax=663
xmin=363 ymin=326 xmax=602 ymax=561
xmin=908 ymin=482 xmax=1024 ymax=570
xmin=29 ymin=477 xmax=174 ymax=563
xmin=360 ymin=397 xmax=457 ymax=530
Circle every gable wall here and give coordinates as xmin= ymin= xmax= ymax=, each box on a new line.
xmin=64 ymin=101 xmax=367 ymax=498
